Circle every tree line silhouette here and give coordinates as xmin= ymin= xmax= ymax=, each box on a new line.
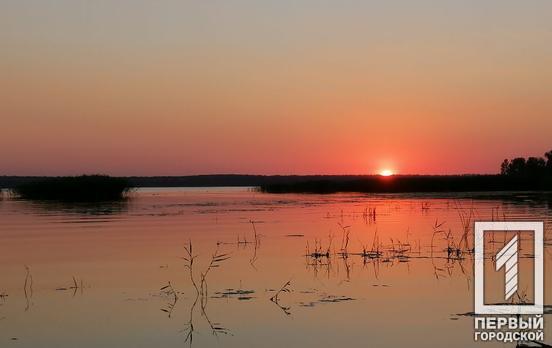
xmin=500 ymin=150 xmax=552 ymax=177
xmin=1 ymin=150 xmax=551 ymax=195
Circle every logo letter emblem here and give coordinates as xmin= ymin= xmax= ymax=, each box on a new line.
xmin=495 ymin=235 xmax=518 ymax=300
xmin=474 ymin=221 xmax=543 ymax=315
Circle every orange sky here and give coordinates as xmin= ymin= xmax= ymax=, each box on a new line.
xmin=1 ymin=1 xmax=551 ymax=175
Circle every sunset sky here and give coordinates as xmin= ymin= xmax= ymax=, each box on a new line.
xmin=1 ymin=1 xmax=551 ymax=176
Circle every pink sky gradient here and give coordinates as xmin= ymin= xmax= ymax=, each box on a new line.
xmin=1 ymin=1 xmax=551 ymax=175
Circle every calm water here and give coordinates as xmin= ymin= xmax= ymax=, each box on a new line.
xmin=0 ymin=188 xmax=551 ymax=347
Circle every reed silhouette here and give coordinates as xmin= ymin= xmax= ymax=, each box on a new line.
xmin=12 ymin=175 xmax=131 ymax=202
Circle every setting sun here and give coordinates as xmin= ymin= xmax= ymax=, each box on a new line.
xmin=2 ymin=1 xmax=552 ymax=347
xmin=380 ymin=169 xmax=394 ymax=176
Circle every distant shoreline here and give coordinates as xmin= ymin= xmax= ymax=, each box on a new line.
xmin=259 ymin=175 xmax=552 ymax=194
xmin=1 ymin=174 xmax=551 ymax=193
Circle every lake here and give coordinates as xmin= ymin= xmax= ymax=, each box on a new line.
xmin=0 ymin=188 xmax=551 ymax=347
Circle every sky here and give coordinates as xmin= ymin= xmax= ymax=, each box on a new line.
xmin=1 ymin=0 xmax=552 ymax=176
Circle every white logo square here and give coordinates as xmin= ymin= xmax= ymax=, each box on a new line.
xmin=474 ymin=221 xmax=543 ymax=315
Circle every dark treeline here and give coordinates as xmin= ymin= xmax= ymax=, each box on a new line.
xmin=500 ymin=150 xmax=552 ymax=177
xmin=2 ymin=149 xmax=551 ymax=195
xmin=0 ymin=175 xmax=373 ymax=189
xmin=259 ymin=174 xmax=552 ymax=194
xmin=261 ymin=149 xmax=552 ymax=194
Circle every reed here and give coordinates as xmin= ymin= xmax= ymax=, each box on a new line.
xmin=182 ymin=240 xmax=199 ymax=294
xmin=249 ymin=220 xmax=261 ymax=266
xmin=160 ymin=281 xmax=179 ymax=317
xmin=12 ymin=175 xmax=131 ymax=202
xmin=270 ymin=280 xmax=291 ymax=303
xmin=338 ymin=223 xmax=351 ymax=257
xmin=270 ymin=280 xmax=292 ymax=315
xmin=160 ymin=281 xmax=178 ymax=301
xmin=200 ymin=247 xmax=230 ymax=298
xmin=180 ymin=240 xmax=231 ymax=344
xmin=457 ymin=205 xmax=474 ymax=253
xmin=23 ymin=265 xmax=33 ymax=296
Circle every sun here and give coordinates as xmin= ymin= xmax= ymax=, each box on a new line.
xmin=379 ymin=169 xmax=394 ymax=177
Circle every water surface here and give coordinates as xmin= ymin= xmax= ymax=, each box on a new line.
xmin=0 ymin=188 xmax=551 ymax=347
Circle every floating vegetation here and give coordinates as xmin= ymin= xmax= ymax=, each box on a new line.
xmin=306 ymin=226 xmax=416 ymax=269
xmin=300 ymin=294 xmax=356 ymax=308
xmin=305 ymin=234 xmax=332 ymax=259
xmin=56 ymin=276 xmax=84 ymax=291
xmin=212 ymin=289 xmax=255 ymax=300
xmin=301 ymin=212 xmax=480 ymax=285
xmin=319 ymin=295 xmax=355 ymax=303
